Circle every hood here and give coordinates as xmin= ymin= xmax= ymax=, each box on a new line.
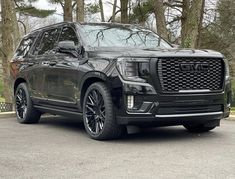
xmin=86 ymin=47 xmax=224 ymax=59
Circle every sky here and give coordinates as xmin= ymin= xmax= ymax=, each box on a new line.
xmin=33 ymin=0 xmax=116 ymax=21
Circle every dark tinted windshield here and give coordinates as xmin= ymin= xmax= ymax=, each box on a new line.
xmin=79 ymin=24 xmax=171 ymax=49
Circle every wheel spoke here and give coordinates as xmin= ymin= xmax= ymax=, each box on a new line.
xmin=92 ymin=90 xmax=99 ymax=105
xmin=15 ymin=88 xmax=28 ymax=119
xmin=98 ymin=120 xmax=103 ymax=129
xmin=85 ymin=89 xmax=106 ymax=135
xmin=16 ymin=94 xmax=22 ymax=101
xmin=95 ymin=121 xmax=100 ymax=134
xmin=86 ymin=105 xmax=95 ymax=114
xmin=87 ymin=95 xmax=95 ymax=106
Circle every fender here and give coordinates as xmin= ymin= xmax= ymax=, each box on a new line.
xmin=79 ymin=71 xmax=109 ymax=90
xmin=77 ymin=71 xmax=109 ymax=110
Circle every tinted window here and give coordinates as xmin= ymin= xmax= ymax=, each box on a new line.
xmin=58 ymin=26 xmax=79 ymax=45
xmin=14 ymin=36 xmax=35 ymax=57
xmin=34 ymin=28 xmax=59 ymax=55
xmin=80 ymin=25 xmax=171 ymax=48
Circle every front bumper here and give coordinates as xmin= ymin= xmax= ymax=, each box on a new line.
xmin=110 ymin=66 xmax=231 ymax=126
xmin=114 ymin=86 xmax=231 ymax=125
xmin=116 ymin=111 xmax=223 ymax=125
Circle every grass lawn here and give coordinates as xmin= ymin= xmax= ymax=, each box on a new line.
xmin=0 ymin=97 xmax=5 ymax=102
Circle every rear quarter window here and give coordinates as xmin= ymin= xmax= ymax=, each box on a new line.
xmin=14 ymin=36 xmax=36 ymax=58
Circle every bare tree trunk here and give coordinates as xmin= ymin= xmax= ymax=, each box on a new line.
xmin=152 ymin=0 xmax=168 ymax=40
xmin=181 ymin=0 xmax=190 ymax=46
xmin=64 ymin=0 xmax=73 ymax=22
xmin=111 ymin=0 xmax=117 ymax=22
xmin=181 ymin=0 xmax=205 ymax=48
xmin=120 ymin=0 xmax=128 ymax=23
xmin=197 ymin=0 xmax=205 ymax=48
xmin=11 ymin=2 xmax=20 ymax=47
xmin=99 ymin=0 xmax=105 ymax=22
xmin=1 ymin=0 xmax=19 ymax=103
xmin=76 ymin=0 xmax=85 ymax=22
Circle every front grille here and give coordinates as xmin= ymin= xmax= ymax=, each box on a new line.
xmin=157 ymin=58 xmax=224 ymax=92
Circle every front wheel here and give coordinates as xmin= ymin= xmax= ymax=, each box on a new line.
xmin=83 ymin=82 xmax=126 ymax=140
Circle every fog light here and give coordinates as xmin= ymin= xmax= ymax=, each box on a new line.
xmin=127 ymin=95 xmax=134 ymax=109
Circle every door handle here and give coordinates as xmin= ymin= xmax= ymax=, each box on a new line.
xmin=42 ymin=61 xmax=56 ymax=66
xmin=48 ymin=61 xmax=57 ymax=66
xmin=27 ymin=62 xmax=34 ymax=66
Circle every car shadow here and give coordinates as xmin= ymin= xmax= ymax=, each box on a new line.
xmin=119 ymin=126 xmax=220 ymax=143
xmin=38 ymin=115 xmax=223 ymax=143
xmin=39 ymin=115 xmax=85 ymax=132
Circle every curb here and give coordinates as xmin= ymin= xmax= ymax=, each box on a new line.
xmin=0 ymin=111 xmax=15 ymax=118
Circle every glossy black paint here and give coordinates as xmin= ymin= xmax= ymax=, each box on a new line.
xmin=11 ymin=22 xmax=231 ymax=126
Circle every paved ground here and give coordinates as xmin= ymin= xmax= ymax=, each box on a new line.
xmin=0 ymin=115 xmax=235 ymax=179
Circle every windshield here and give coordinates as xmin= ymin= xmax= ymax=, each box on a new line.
xmin=79 ymin=24 xmax=172 ymax=49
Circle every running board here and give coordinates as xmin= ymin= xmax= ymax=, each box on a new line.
xmin=34 ymin=105 xmax=83 ymax=118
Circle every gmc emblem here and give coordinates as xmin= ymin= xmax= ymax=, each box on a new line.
xmin=180 ymin=63 xmax=209 ymax=72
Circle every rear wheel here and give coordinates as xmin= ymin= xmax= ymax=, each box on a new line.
xmin=15 ymin=83 xmax=41 ymax=124
xmin=83 ymin=82 xmax=125 ymax=140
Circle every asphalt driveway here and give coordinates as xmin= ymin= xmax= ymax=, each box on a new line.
xmin=0 ymin=115 xmax=235 ymax=179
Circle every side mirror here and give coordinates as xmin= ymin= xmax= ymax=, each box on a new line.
xmin=57 ymin=40 xmax=78 ymax=57
xmin=58 ymin=40 xmax=76 ymax=51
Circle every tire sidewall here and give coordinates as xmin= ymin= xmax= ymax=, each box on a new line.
xmin=83 ymin=83 xmax=114 ymax=139
xmin=15 ymin=83 xmax=32 ymax=123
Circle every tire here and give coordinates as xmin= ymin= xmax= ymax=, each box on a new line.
xmin=183 ymin=123 xmax=216 ymax=133
xmin=15 ymin=83 xmax=41 ymax=124
xmin=83 ymin=82 xmax=126 ymax=140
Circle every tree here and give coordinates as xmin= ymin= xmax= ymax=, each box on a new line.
xmin=111 ymin=0 xmax=117 ymax=22
xmin=152 ymin=0 xmax=168 ymax=40
xmin=200 ymin=0 xmax=235 ymax=75
xmin=120 ymin=0 xmax=128 ymax=23
xmin=48 ymin=0 xmax=73 ymax=22
xmin=64 ymin=0 xmax=72 ymax=21
xmin=130 ymin=0 xmax=169 ymax=40
xmin=181 ymin=0 xmax=205 ymax=48
xmin=1 ymin=0 xmax=19 ymax=102
xmin=76 ymin=0 xmax=84 ymax=22
xmin=0 ymin=0 xmax=55 ymax=102
xmin=99 ymin=0 xmax=105 ymax=22
xmin=15 ymin=0 xmax=55 ymax=18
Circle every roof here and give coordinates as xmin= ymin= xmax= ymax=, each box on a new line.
xmin=30 ymin=21 xmax=141 ymax=33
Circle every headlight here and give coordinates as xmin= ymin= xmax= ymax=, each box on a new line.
xmin=224 ymin=59 xmax=230 ymax=79
xmin=116 ymin=57 xmax=150 ymax=82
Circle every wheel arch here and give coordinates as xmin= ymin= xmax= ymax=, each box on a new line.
xmin=79 ymin=72 xmax=108 ymax=108
xmin=14 ymin=78 xmax=27 ymax=94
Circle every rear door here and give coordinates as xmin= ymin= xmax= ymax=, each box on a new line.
xmin=30 ymin=27 xmax=61 ymax=104
xmin=11 ymin=32 xmax=44 ymax=99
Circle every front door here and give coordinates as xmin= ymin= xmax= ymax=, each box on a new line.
xmin=44 ymin=25 xmax=80 ymax=108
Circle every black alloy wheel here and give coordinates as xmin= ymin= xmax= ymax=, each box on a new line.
xmin=15 ymin=83 xmax=41 ymax=124
xmin=16 ymin=88 xmax=28 ymax=119
xmin=83 ymin=82 xmax=126 ymax=140
xmin=84 ymin=89 xmax=105 ymax=135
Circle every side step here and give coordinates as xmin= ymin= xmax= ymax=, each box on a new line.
xmin=34 ymin=105 xmax=83 ymax=118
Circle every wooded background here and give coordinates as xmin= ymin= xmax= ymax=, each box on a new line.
xmin=0 ymin=0 xmax=234 ymax=104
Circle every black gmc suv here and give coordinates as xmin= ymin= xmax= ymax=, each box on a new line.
xmin=11 ymin=22 xmax=231 ymax=140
